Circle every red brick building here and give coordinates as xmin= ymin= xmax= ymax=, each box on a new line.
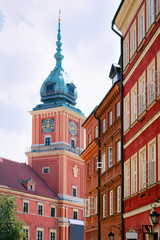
xmin=81 ymin=63 xmax=122 ymax=239
xmin=113 ymin=0 xmax=160 ymax=239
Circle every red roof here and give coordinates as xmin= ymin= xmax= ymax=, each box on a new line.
xmin=0 ymin=157 xmax=58 ymax=200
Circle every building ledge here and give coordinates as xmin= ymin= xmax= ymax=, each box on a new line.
xmin=25 ymin=142 xmax=82 ymax=155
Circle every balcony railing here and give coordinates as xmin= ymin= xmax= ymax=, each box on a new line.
xmin=137 ymin=71 xmax=160 ymax=117
xmin=25 ymin=142 xmax=82 ymax=155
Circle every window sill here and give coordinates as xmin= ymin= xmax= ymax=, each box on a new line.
xmin=123 ymin=127 xmax=130 ymax=135
xmin=146 ymin=100 xmax=156 ymax=111
xmin=138 ymin=110 xmax=146 ymax=120
xmin=108 ymin=165 xmax=114 ymax=171
xmin=101 ymin=170 xmax=106 ymax=176
xmin=101 ymin=212 xmax=121 ymax=221
xmin=130 ymin=119 xmax=138 ymax=128
xmin=123 ymin=62 xmax=130 ymax=75
xmin=155 ymin=12 xmax=160 ymax=22
xmin=137 ymin=37 xmax=146 ymax=52
xmin=93 ymin=172 xmax=98 ymax=178
xmin=124 ymin=182 xmax=158 ymax=200
xmin=130 ymin=51 xmax=137 ymax=64
xmin=146 ymin=22 xmax=155 ymax=38
xmin=130 ymin=192 xmax=138 ymax=198
xmin=86 ymin=177 xmax=91 ymax=182
xmin=93 ymin=213 xmax=98 ymax=218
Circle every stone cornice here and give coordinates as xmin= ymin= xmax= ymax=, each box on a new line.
xmin=115 ymin=0 xmax=143 ymax=36
xmin=80 ymin=139 xmax=98 ymax=160
xmin=25 ymin=149 xmax=85 ymax=163
xmin=0 ymin=186 xmax=58 ymax=202
xmin=29 ymin=106 xmax=86 ymax=122
xmin=96 ymin=84 xmax=120 ymax=118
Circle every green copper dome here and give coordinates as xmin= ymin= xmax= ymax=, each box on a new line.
xmin=39 ymin=14 xmax=77 ymax=107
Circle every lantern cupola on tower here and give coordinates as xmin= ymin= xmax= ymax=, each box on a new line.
xmin=34 ymin=12 xmax=78 ymax=111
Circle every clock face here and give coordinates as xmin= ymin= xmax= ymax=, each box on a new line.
xmin=42 ymin=118 xmax=54 ymax=133
xmin=69 ymin=120 xmax=77 ymax=136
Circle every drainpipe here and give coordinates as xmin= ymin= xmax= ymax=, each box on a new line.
xmin=93 ymin=111 xmax=101 ymax=240
xmin=111 ymin=22 xmax=124 ymax=240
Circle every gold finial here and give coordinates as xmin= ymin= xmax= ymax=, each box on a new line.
xmin=58 ymin=9 xmax=61 ymax=21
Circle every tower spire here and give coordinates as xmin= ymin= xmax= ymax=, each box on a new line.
xmin=54 ymin=10 xmax=64 ymax=69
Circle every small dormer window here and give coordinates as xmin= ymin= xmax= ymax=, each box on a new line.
xmin=68 ymin=86 xmax=74 ymax=95
xmin=21 ymin=177 xmax=36 ymax=191
xmin=46 ymin=83 xmax=55 ymax=91
xmin=112 ymin=74 xmax=118 ymax=84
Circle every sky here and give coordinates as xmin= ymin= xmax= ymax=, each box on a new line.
xmin=0 ymin=0 xmax=121 ymax=163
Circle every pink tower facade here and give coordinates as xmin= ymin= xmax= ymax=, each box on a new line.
xmin=25 ymin=14 xmax=86 ymax=240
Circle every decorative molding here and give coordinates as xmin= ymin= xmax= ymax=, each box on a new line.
xmin=124 ymin=111 xmax=160 ymax=149
xmin=123 ymin=202 xmax=160 ymax=219
xmin=58 ymin=193 xmax=83 ymax=204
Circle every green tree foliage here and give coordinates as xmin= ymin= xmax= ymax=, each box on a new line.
xmin=0 ymin=193 xmax=25 ymax=240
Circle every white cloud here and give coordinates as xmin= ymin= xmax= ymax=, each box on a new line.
xmin=0 ymin=128 xmax=30 ymax=163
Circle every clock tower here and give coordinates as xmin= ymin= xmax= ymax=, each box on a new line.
xmin=26 ymin=14 xmax=86 ymax=240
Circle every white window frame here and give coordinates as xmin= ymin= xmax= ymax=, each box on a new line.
xmin=123 ymin=33 xmax=129 ymax=69
xmin=138 ymin=72 xmax=146 ymax=115
xmin=42 ymin=166 xmax=50 ymax=174
xmin=44 ymin=135 xmax=51 ymax=146
xmin=147 ymin=59 xmax=155 ymax=106
xmin=138 ymin=4 xmax=145 ymax=44
xmin=95 ymin=157 xmax=98 ymax=172
xmin=37 ymin=203 xmax=43 ymax=215
xmin=108 ymin=147 xmax=113 ymax=168
xmin=148 ymin=138 xmax=156 ymax=185
xmin=109 ymin=190 xmax=113 ymax=216
xmin=88 ymin=133 xmax=91 ymax=144
xmin=158 ymin=134 xmax=160 ymax=181
xmin=130 ymin=20 xmax=137 ymax=57
xmin=101 ymin=152 xmax=106 ymax=173
xmin=36 ymin=227 xmax=44 ymax=240
xmin=83 ymin=198 xmax=90 ymax=217
xmin=94 ymin=195 xmax=97 ymax=214
xmin=139 ymin=146 xmax=147 ymax=190
xmin=157 ymin=51 xmax=160 ymax=97
xmin=156 ymin=0 xmax=160 ymax=16
xmin=72 ymin=185 xmax=77 ymax=197
xmin=124 ymin=160 xmax=130 ymax=198
xmin=146 ymin=0 xmax=154 ymax=31
xmin=109 ymin=111 xmax=112 ymax=126
xmin=102 ymin=193 xmax=106 ymax=218
xmin=50 ymin=229 xmax=56 ymax=240
xmin=23 ymin=200 xmax=29 ymax=213
xmin=95 ymin=125 xmax=98 ymax=138
xmin=131 ymin=153 xmax=137 ymax=195
xmin=23 ymin=225 xmax=30 ymax=240
xmin=102 ymin=118 xmax=106 ymax=133
xmin=73 ymin=209 xmax=78 ymax=219
xmin=71 ymin=138 xmax=76 ymax=148
xmin=131 ymin=83 xmax=138 ymax=123
xmin=117 ymin=141 xmax=121 ymax=162
xmin=88 ymin=162 xmax=91 ymax=177
xmin=117 ymin=186 xmax=121 ymax=213
xmin=50 ymin=205 xmax=56 ymax=217
xmin=124 ymin=93 xmax=130 ymax=131
xmin=116 ymin=102 xmax=120 ymax=118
